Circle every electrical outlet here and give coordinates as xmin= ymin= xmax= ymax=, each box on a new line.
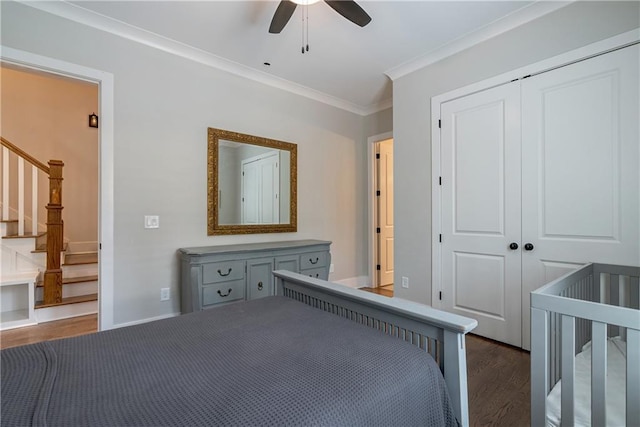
xmin=145 ymin=215 xmax=160 ymax=229
xmin=160 ymin=288 xmax=170 ymax=301
xmin=401 ymin=276 xmax=409 ymax=289
xmin=330 ymin=263 xmax=335 ymax=273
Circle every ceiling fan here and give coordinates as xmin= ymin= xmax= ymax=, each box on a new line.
xmin=268 ymin=0 xmax=372 ymax=34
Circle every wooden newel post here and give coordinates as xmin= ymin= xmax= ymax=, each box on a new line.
xmin=43 ymin=160 xmax=64 ymax=305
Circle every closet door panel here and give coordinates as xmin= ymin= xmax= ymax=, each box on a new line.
xmin=440 ymin=82 xmax=522 ymax=347
xmin=521 ymin=45 xmax=639 ymax=349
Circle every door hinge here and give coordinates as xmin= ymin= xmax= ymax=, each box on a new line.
xmin=439 ymin=176 xmax=442 ymax=185
xmin=439 ymin=291 xmax=442 ymax=300
xmin=99 ymin=243 xmax=102 ymax=250
xmin=376 ymin=227 xmax=381 ymax=234
xmin=376 ymin=190 xmax=381 ymax=196
xmin=438 ymin=119 xmax=441 ymax=128
xmin=376 ymin=264 xmax=381 ymax=271
xmin=376 ymin=153 xmax=380 ymax=159
xmin=439 ymin=234 xmax=442 ymax=243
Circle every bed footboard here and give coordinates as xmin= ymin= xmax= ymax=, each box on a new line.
xmin=273 ymin=270 xmax=477 ymax=427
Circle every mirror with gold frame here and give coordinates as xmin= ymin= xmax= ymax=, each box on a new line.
xmin=208 ymin=127 xmax=297 ymax=235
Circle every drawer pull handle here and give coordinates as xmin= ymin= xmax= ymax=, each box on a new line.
xmin=309 ymin=273 xmax=319 ymax=278
xmin=257 ymin=281 xmax=263 ymax=291
xmin=217 ymin=268 xmax=232 ymax=277
xmin=309 ymin=257 xmax=319 ymax=265
xmin=217 ymin=288 xmax=232 ymax=297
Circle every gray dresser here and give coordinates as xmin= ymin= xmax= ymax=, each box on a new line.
xmin=179 ymin=240 xmax=331 ymax=313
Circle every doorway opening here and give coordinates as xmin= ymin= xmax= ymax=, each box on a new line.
xmin=373 ymin=138 xmax=394 ymax=295
xmin=1 ymin=46 xmax=115 ymax=330
xmin=1 ymin=63 xmax=100 ymax=326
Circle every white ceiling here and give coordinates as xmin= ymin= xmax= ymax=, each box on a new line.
xmin=32 ymin=1 xmax=570 ymax=114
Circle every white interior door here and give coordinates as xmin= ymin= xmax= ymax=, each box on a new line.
xmin=259 ymin=153 xmax=279 ymax=224
xmin=520 ymin=45 xmax=640 ymax=349
xmin=241 ymin=152 xmax=279 ymax=224
xmin=440 ymin=82 xmax=523 ymax=347
xmin=377 ymin=139 xmax=394 ymax=286
xmin=241 ymin=161 xmax=259 ymax=224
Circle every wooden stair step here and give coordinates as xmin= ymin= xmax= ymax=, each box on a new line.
xmin=36 ymin=275 xmax=98 ymax=287
xmin=0 ymin=219 xmax=18 ymax=223
xmin=64 ymin=252 xmax=98 ymax=265
xmin=35 ymin=293 xmax=98 ymax=309
xmin=2 ymin=232 xmax=46 ymax=239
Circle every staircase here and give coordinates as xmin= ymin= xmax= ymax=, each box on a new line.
xmin=1 ymin=137 xmax=98 ymax=329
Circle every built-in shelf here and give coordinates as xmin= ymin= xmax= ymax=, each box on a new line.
xmin=0 ymin=271 xmax=38 ymax=330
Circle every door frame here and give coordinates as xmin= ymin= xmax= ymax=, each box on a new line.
xmin=430 ymin=29 xmax=640 ymax=307
xmin=1 ymin=46 xmax=115 ymax=330
xmin=367 ymin=131 xmax=393 ymax=288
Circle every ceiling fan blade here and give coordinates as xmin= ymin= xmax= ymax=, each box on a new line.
xmin=269 ymin=1 xmax=298 ymax=34
xmin=324 ymin=0 xmax=371 ymax=27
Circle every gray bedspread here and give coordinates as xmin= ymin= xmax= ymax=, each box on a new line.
xmin=1 ymin=296 xmax=459 ymax=426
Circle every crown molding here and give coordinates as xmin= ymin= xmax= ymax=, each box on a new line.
xmin=17 ymin=0 xmax=570 ymax=115
xmin=385 ymin=1 xmax=573 ymax=81
xmin=17 ymin=0 xmax=372 ymax=115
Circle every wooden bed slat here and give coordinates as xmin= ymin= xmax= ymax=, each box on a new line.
xmin=630 ymin=276 xmax=639 ymax=310
xmin=590 ymin=321 xmax=607 ymax=426
xmin=628 ymin=329 xmax=640 ymax=425
xmin=561 ymin=315 xmax=576 ymax=426
xmin=609 ymin=274 xmax=620 ymax=337
xmin=531 ymin=307 xmax=549 ymax=427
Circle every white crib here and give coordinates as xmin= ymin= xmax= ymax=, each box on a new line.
xmin=531 ymin=263 xmax=640 ymax=426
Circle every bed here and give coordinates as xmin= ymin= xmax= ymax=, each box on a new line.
xmin=1 ymin=270 xmax=477 ymax=426
xmin=531 ymin=263 xmax=640 ymax=426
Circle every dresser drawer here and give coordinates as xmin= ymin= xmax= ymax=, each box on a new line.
xmin=202 ymin=280 xmax=245 ymax=306
xmin=202 ymin=261 xmax=245 ymax=284
xmin=301 ymin=267 xmax=328 ymax=280
xmin=300 ymin=251 xmax=327 ymax=270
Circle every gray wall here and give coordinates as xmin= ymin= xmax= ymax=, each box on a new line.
xmin=1 ymin=1 xmax=371 ymax=325
xmin=392 ymin=1 xmax=640 ymax=304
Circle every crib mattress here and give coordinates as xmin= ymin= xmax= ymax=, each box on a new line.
xmin=546 ymin=337 xmax=627 ymax=427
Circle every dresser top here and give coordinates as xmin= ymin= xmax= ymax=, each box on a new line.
xmin=179 ymin=239 xmax=331 ymax=256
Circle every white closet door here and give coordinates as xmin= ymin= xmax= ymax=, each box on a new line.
xmin=259 ymin=153 xmax=279 ymax=224
xmin=242 ymin=161 xmax=260 ymax=224
xmin=520 ymin=45 xmax=640 ymax=349
xmin=440 ymin=82 xmax=522 ymax=347
xmin=242 ymin=152 xmax=280 ymax=224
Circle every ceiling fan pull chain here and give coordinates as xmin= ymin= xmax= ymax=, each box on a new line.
xmin=301 ymin=4 xmax=305 ymax=54
xmin=306 ymin=3 xmax=310 ymax=52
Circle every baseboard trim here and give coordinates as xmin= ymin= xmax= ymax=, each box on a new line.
xmin=333 ymin=275 xmax=371 ymax=289
xmin=35 ymin=300 xmax=97 ymax=323
xmin=111 ymin=312 xmax=180 ymax=330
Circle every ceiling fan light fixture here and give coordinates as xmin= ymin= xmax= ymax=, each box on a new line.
xmin=291 ymin=0 xmax=321 ymax=5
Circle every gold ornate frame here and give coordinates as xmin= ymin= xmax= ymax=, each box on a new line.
xmin=207 ymin=127 xmax=297 ymax=235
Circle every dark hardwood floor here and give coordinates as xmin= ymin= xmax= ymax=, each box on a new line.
xmin=466 ymin=334 xmax=530 ymax=426
xmin=360 ymin=284 xmax=394 ymax=297
xmin=1 ymin=302 xmax=531 ymax=426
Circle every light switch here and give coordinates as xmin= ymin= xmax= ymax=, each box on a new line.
xmin=144 ymin=215 xmax=159 ymax=229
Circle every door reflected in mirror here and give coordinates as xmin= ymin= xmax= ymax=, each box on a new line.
xmin=208 ymin=128 xmax=297 ymax=235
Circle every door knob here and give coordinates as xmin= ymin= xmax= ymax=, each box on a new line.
xmin=509 ymin=242 xmax=519 ymax=250
xmin=524 ymin=243 xmax=534 ymax=251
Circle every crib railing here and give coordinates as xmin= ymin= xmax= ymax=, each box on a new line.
xmin=531 ymin=263 xmax=640 ymax=427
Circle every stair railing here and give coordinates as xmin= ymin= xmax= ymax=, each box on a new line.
xmin=1 ymin=137 xmax=64 ymax=304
